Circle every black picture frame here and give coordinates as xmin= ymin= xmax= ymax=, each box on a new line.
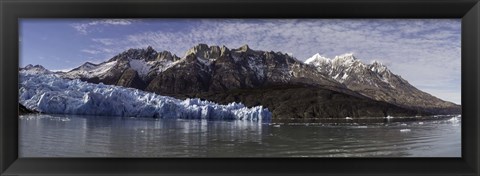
xmin=1 ymin=0 xmax=479 ymax=175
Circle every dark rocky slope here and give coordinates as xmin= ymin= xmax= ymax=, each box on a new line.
xmin=174 ymin=84 xmax=420 ymax=119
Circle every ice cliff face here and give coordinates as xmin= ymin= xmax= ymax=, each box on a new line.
xmin=19 ymin=72 xmax=271 ymax=121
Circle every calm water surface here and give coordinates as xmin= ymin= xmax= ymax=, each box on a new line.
xmin=19 ymin=114 xmax=461 ymax=157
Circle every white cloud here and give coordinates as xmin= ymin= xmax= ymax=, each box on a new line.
xmin=92 ymin=38 xmax=115 ymax=46
xmin=81 ymin=49 xmax=101 ymax=54
xmin=71 ymin=19 xmax=137 ymax=35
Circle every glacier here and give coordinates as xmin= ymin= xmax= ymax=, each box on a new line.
xmin=19 ymin=72 xmax=271 ymax=121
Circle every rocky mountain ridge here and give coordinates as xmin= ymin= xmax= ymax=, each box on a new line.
xmin=305 ymin=53 xmax=460 ymax=114
xmin=21 ymin=44 xmax=461 ymax=119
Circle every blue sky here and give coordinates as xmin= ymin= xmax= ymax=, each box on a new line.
xmin=19 ymin=19 xmax=461 ymax=104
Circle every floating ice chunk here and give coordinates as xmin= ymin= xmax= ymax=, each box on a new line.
xmin=400 ymin=129 xmax=411 ymax=132
xmin=448 ymin=117 xmax=460 ymax=122
xmin=385 ymin=115 xmax=394 ymax=119
xmin=354 ymin=126 xmax=368 ymax=129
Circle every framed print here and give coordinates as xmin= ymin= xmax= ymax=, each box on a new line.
xmin=17 ymin=18 xmax=464 ymax=158
xmin=1 ymin=0 xmax=479 ymax=175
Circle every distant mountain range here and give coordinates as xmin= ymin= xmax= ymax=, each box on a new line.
xmin=21 ymin=44 xmax=460 ymax=119
xmin=305 ymin=53 xmax=459 ymax=114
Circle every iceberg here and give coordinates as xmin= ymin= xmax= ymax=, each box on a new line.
xmin=19 ymin=73 xmax=271 ymax=121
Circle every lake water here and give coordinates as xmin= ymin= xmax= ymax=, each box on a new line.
xmin=19 ymin=114 xmax=461 ymax=157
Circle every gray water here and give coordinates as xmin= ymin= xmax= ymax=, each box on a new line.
xmin=19 ymin=114 xmax=461 ymax=157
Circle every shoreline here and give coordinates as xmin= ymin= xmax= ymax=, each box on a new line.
xmin=19 ymin=112 xmax=460 ymax=124
xmin=270 ymin=114 xmax=460 ymax=124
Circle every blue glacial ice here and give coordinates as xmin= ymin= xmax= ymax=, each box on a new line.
xmin=19 ymin=73 xmax=271 ymax=121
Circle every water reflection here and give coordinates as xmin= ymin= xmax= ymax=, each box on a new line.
xmin=19 ymin=114 xmax=461 ymax=157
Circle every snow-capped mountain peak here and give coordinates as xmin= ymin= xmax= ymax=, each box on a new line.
xmin=61 ymin=46 xmax=185 ymax=83
xmin=20 ymin=64 xmax=52 ymax=75
xmin=304 ymin=53 xmax=367 ymax=79
xmin=65 ymin=60 xmax=118 ymax=79
xmin=335 ymin=53 xmax=355 ymax=59
xmin=305 ymin=53 xmax=331 ymax=65
xmin=305 ymin=53 xmax=418 ymax=96
xmin=238 ymin=44 xmax=250 ymax=52
xmin=332 ymin=53 xmax=360 ymax=67
xmin=74 ymin=62 xmax=98 ymax=71
xmin=305 ymin=53 xmax=393 ymax=85
xmin=369 ymin=60 xmax=388 ymax=73
xmin=108 ymin=46 xmax=158 ymax=62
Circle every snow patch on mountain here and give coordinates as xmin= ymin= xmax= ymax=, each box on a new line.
xmin=20 ymin=65 xmax=52 ymax=75
xmin=63 ymin=61 xmax=118 ymax=79
xmin=370 ymin=60 xmax=388 ymax=73
xmin=19 ymin=73 xmax=271 ymax=121
xmin=129 ymin=59 xmax=151 ymax=77
xmin=157 ymin=60 xmax=182 ymax=73
xmin=196 ymin=57 xmax=214 ymax=66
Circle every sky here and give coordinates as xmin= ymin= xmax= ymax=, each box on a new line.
xmin=19 ymin=19 xmax=461 ymax=104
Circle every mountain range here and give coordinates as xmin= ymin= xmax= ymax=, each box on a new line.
xmin=305 ymin=53 xmax=459 ymax=114
xmin=21 ymin=44 xmax=460 ymax=119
